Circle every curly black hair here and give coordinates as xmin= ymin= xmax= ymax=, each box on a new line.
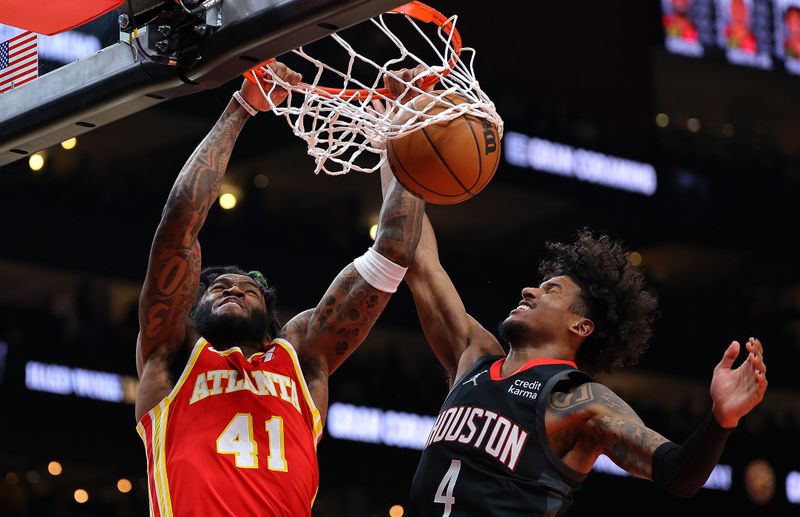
xmin=538 ymin=229 xmax=658 ymax=375
xmin=190 ymin=265 xmax=282 ymax=340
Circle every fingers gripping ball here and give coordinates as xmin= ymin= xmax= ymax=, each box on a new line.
xmin=387 ymin=94 xmax=501 ymax=205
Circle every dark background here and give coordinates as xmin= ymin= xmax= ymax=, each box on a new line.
xmin=1 ymin=0 xmax=799 ymax=515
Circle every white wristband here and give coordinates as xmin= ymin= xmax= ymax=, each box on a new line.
xmin=353 ymin=247 xmax=407 ymax=293
xmin=233 ymin=91 xmax=258 ymax=116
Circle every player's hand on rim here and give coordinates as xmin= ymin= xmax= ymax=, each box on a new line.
xmin=240 ymin=61 xmax=302 ymax=112
xmin=383 ymin=64 xmax=433 ymax=106
xmin=366 ymin=65 xmax=433 ymax=148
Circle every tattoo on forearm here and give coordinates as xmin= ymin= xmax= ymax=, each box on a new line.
xmin=292 ymin=174 xmax=423 ymax=373
xmin=141 ymin=102 xmax=248 ymax=345
xmin=548 ymin=382 xmax=667 ymax=478
xmin=312 ymin=265 xmax=391 ymax=361
xmin=374 ymin=180 xmax=424 ymax=265
xmin=596 ymin=415 xmax=668 ymax=477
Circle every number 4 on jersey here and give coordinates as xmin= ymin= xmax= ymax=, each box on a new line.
xmin=434 ymin=459 xmax=461 ymax=517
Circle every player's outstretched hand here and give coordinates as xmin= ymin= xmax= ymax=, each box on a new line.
xmin=240 ymin=61 xmax=302 ymax=112
xmin=710 ymin=337 xmax=767 ymax=428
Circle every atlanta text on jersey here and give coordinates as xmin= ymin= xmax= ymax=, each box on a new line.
xmin=189 ymin=368 xmax=302 ymax=413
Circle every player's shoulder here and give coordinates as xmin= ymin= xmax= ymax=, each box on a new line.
xmin=277 ymin=309 xmax=314 ymax=351
xmin=547 ymin=380 xmax=635 ymax=420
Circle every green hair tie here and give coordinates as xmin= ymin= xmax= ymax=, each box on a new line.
xmin=247 ymin=270 xmax=269 ymax=288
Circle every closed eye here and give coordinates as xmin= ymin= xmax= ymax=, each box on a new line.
xmin=541 ymin=282 xmax=562 ymax=294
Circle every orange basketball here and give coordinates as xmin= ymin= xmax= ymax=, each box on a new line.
xmin=387 ymin=94 xmax=502 ymax=205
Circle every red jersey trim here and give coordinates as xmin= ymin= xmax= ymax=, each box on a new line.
xmin=136 ymin=337 xmax=206 ymax=517
xmin=490 ymin=357 xmax=578 ymax=381
xmin=273 ymin=338 xmax=324 ymax=445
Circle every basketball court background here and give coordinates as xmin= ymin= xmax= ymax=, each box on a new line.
xmin=0 ymin=0 xmax=799 ymax=515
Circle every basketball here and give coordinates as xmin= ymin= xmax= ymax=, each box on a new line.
xmin=387 ymin=94 xmax=502 ymax=205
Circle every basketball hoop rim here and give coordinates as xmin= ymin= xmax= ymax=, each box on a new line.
xmin=243 ymin=1 xmax=463 ymax=101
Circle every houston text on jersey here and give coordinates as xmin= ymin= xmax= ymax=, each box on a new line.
xmin=425 ymin=406 xmax=529 ymax=471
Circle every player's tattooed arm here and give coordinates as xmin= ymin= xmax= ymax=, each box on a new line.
xmin=547 ymin=382 xmax=669 ymax=480
xmin=282 ymin=177 xmax=423 ymax=400
xmin=400 ymin=203 xmax=503 ymax=385
xmin=136 ymin=62 xmax=301 ymax=378
xmin=136 ymin=100 xmax=249 ymax=377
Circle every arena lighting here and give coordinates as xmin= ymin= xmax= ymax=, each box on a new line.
xmin=0 ymin=25 xmax=102 ymax=64
xmin=591 ymin=454 xmax=628 ymax=476
xmin=28 ymin=152 xmax=45 ymax=172
xmin=60 ymin=137 xmax=77 ymax=150
xmin=219 ymin=192 xmax=237 ymax=210
xmin=704 ymin=464 xmax=733 ymax=490
xmin=504 ymin=132 xmax=657 ymax=196
xmin=327 ymin=403 xmax=437 ymax=450
xmin=369 ymin=224 xmax=379 ymax=241
xmin=0 ymin=340 xmax=8 ymax=383
xmin=787 ymin=471 xmax=800 ymax=503
xmin=253 ymin=174 xmax=269 ymax=189
xmin=74 ymin=489 xmax=89 ymax=504
xmin=655 ymin=113 xmax=670 ymax=127
xmin=389 ymin=504 xmax=405 ymax=517
xmin=47 ymin=461 xmax=62 ymax=476
xmin=117 ymin=478 xmax=133 ymax=493
xmin=722 ymin=123 xmax=735 ymax=138
xmin=591 ymin=454 xmax=731 ymax=491
xmin=25 ymin=360 xmax=138 ymax=404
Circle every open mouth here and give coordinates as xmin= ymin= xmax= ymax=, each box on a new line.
xmin=218 ymin=297 xmax=245 ymax=309
xmin=511 ymin=300 xmax=534 ymax=314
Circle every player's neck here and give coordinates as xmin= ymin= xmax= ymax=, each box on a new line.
xmin=503 ymin=342 xmax=575 ymax=375
xmin=213 ymin=339 xmax=267 ymax=358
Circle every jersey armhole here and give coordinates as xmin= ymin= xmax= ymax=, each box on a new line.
xmin=534 ymin=369 xmax=593 ymax=484
xmin=136 ymin=336 xmax=208 ymax=428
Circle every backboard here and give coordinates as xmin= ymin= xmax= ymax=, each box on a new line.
xmin=0 ymin=0 xmax=407 ymax=167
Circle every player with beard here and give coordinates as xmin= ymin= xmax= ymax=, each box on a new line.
xmin=400 ymin=219 xmax=767 ymax=515
xmin=135 ymin=61 xmax=424 ymax=517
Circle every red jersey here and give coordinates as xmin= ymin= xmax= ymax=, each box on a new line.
xmin=137 ymin=337 xmax=323 ymax=517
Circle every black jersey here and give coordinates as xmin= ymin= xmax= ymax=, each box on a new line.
xmin=408 ymin=355 xmax=592 ymax=517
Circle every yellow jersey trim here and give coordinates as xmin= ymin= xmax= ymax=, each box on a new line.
xmin=273 ymin=338 xmax=324 ymax=444
xmin=136 ymin=337 xmax=207 ymax=516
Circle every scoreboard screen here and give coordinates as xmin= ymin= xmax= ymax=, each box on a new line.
xmin=662 ymin=0 xmax=800 ymax=74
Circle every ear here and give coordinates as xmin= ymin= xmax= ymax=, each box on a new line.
xmin=569 ymin=317 xmax=594 ymax=338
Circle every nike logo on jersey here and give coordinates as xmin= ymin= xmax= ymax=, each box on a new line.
xmin=426 ymin=406 xmax=528 ymax=471
xmin=462 ymin=369 xmax=487 ymax=387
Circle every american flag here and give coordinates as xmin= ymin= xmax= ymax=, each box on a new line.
xmin=0 ymin=30 xmax=38 ymax=94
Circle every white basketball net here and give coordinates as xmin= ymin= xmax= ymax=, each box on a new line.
xmin=251 ymin=2 xmax=504 ymax=176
